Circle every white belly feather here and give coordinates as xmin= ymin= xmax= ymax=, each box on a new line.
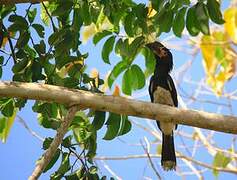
xmin=154 ymin=86 xmax=175 ymax=135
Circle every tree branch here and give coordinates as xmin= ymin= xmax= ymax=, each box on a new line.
xmin=28 ymin=105 xmax=79 ymax=180
xmin=0 ymin=81 xmax=237 ymax=134
xmin=94 ymin=154 xmax=237 ymax=175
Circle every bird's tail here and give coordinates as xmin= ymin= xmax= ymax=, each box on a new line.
xmin=161 ymin=133 xmax=176 ymax=171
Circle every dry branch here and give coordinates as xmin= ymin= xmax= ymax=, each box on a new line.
xmin=0 ymin=81 xmax=237 ymax=134
xmin=28 ymin=105 xmax=79 ymax=180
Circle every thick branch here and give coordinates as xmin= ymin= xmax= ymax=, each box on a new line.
xmin=0 ymin=81 xmax=237 ymax=134
xmin=28 ymin=105 xmax=79 ymax=180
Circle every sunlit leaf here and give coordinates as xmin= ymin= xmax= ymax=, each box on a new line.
xmin=224 ymin=7 xmax=237 ymax=44
xmin=112 ymin=85 xmax=120 ymax=96
xmin=0 ymin=108 xmax=17 ymax=143
xmin=93 ymin=30 xmax=112 ymax=45
xmin=82 ymin=23 xmax=97 ymax=43
xmin=200 ymin=31 xmax=236 ymax=95
xmin=212 ymin=151 xmax=231 ymax=177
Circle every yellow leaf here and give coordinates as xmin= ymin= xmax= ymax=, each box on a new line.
xmin=82 ymin=23 xmax=97 ymax=43
xmin=0 ymin=109 xmax=17 ymax=143
xmin=1 ymin=32 xmax=14 ymax=48
xmin=100 ymin=71 xmax=109 ymax=93
xmin=112 ymin=85 xmax=120 ymax=96
xmin=224 ymin=7 xmax=237 ymax=44
xmin=147 ymin=2 xmax=157 ymax=18
xmin=90 ymin=68 xmax=99 ymax=88
xmin=200 ymin=31 xmax=236 ymax=96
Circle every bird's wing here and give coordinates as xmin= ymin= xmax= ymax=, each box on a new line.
xmin=149 ymin=75 xmax=155 ymax=102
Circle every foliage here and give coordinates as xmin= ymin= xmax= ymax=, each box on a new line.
xmin=0 ymin=0 xmax=235 ymax=179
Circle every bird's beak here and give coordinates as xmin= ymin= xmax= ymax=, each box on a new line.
xmin=145 ymin=43 xmax=153 ymax=49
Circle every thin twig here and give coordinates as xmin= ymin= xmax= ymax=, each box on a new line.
xmin=94 ymin=154 xmax=237 ymax=175
xmin=140 ymin=140 xmax=162 ymax=180
xmin=17 ymin=115 xmax=44 ymax=142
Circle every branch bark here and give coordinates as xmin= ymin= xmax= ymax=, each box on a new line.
xmin=28 ymin=105 xmax=79 ymax=180
xmin=0 ymin=81 xmax=237 ymax=134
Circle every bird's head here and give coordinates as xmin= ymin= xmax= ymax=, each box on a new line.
xmin=146 ymin=41 xmax=173 ymax=72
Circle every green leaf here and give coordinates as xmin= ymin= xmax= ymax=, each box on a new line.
xmin=80 ymin=1 xmax=91 ymax=25
xmin=141 ymin=47 xmax=156 ymax=77
xmin=12 ymin=58 xmax=29 ymax=74
xmin=72 ymin=8 xmax=83 ymax=32
xmin=48 ymin=30 xmax=63 ymax=46
xmin=0 ymin=56 xmax=4 ymax=65
xmin=0 ymin=109 xmax=17 ymax=143
xmin=115 ymin=38 xmax=130 ymax=57
xmin=8 ymin=14 xmax=28 ymax=29
xmin=89 ymin=166 xmax=98 ymax=174
xmin=38 ymin=114 xmax=60 ymax=130
xmin=1 ymin=99 xmax=14 ymax=117
xmin=212 ymin=151 xmax=231 ymax=177
xmin=207 ymin=0 xmax=225 ymax=24
xmin=160 ymin=10 xmax=174 ymax=33
xmin=124 ymin=13 xmax=134 ymax=37
xmin=43 ymin=149 xmax=60 ymax=173
xmin=32 ymin=61 xmax=44 ymax=82
xmin=117 ymin=115 xmax=131 ymax=136
xmin=16 ymin=31 xmax=30 ymax=48
xmin=27 ymin=8 xmax=37 ymax=23
xmin=173 ymin=7 xmax=187 ymax=37
xmin=32 ymin=24 xmax=45 ymax=38
xmin=40 ymin=2 xmax=57 ymax=26
xmin=57 ymin=152 xmax=70 ymax=174
xmin=92 ymin=111 xmax=106 ymax=130
xmin=52 ymin=1 xmax=73 ymax=17
xmin=93 ymin=30 xmax=112 ymax=45
xmin=102 ymin=36 xmax=115 ymax=64
xmin=129 ymin=36 xmax=145 ymax=58
xmin=215 ymin=46 xmax=224 ymax=61
xmin=34 ymin=40 xmax=46 ymax=55
xmin=108 ymin=61 xmax=128 ymax=88
xmin=43 ymin=137 xmax=53 ymax=150
xmin=63 ymin=77 xmax=79 ymax=88
xmin=122 ymin=68 xmax=132 ymax=95
xmin=186 ymin=7 xmax=200 ymax=36
xmin=151 ymin=0 xmax=165 ymax=12
xmin=62 ymin=135 xmax=72 ymax=148
xmin=195 ymin=3 xmax=210 ymax=35
xmin=130 ymin=64 xmax=145 ymax=90
xmin=103 ymin=113 xmax=121 ymax=140
xmin=0 ymin=67 xmax=2 ymax=79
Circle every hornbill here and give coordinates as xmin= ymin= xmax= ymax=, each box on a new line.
xmin=146 ymin=41 xmax=178 ymax=171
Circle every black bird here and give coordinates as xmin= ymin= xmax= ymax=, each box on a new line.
xmin=146 ymin=41 xmax=178 ymax=171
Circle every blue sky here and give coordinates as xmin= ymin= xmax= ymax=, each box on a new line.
xmin=0 ymin=1 xmax=237 ymax=180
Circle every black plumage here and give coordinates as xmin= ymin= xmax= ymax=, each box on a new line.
xmin=147 ymin=41 xmax=178 ymax=171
